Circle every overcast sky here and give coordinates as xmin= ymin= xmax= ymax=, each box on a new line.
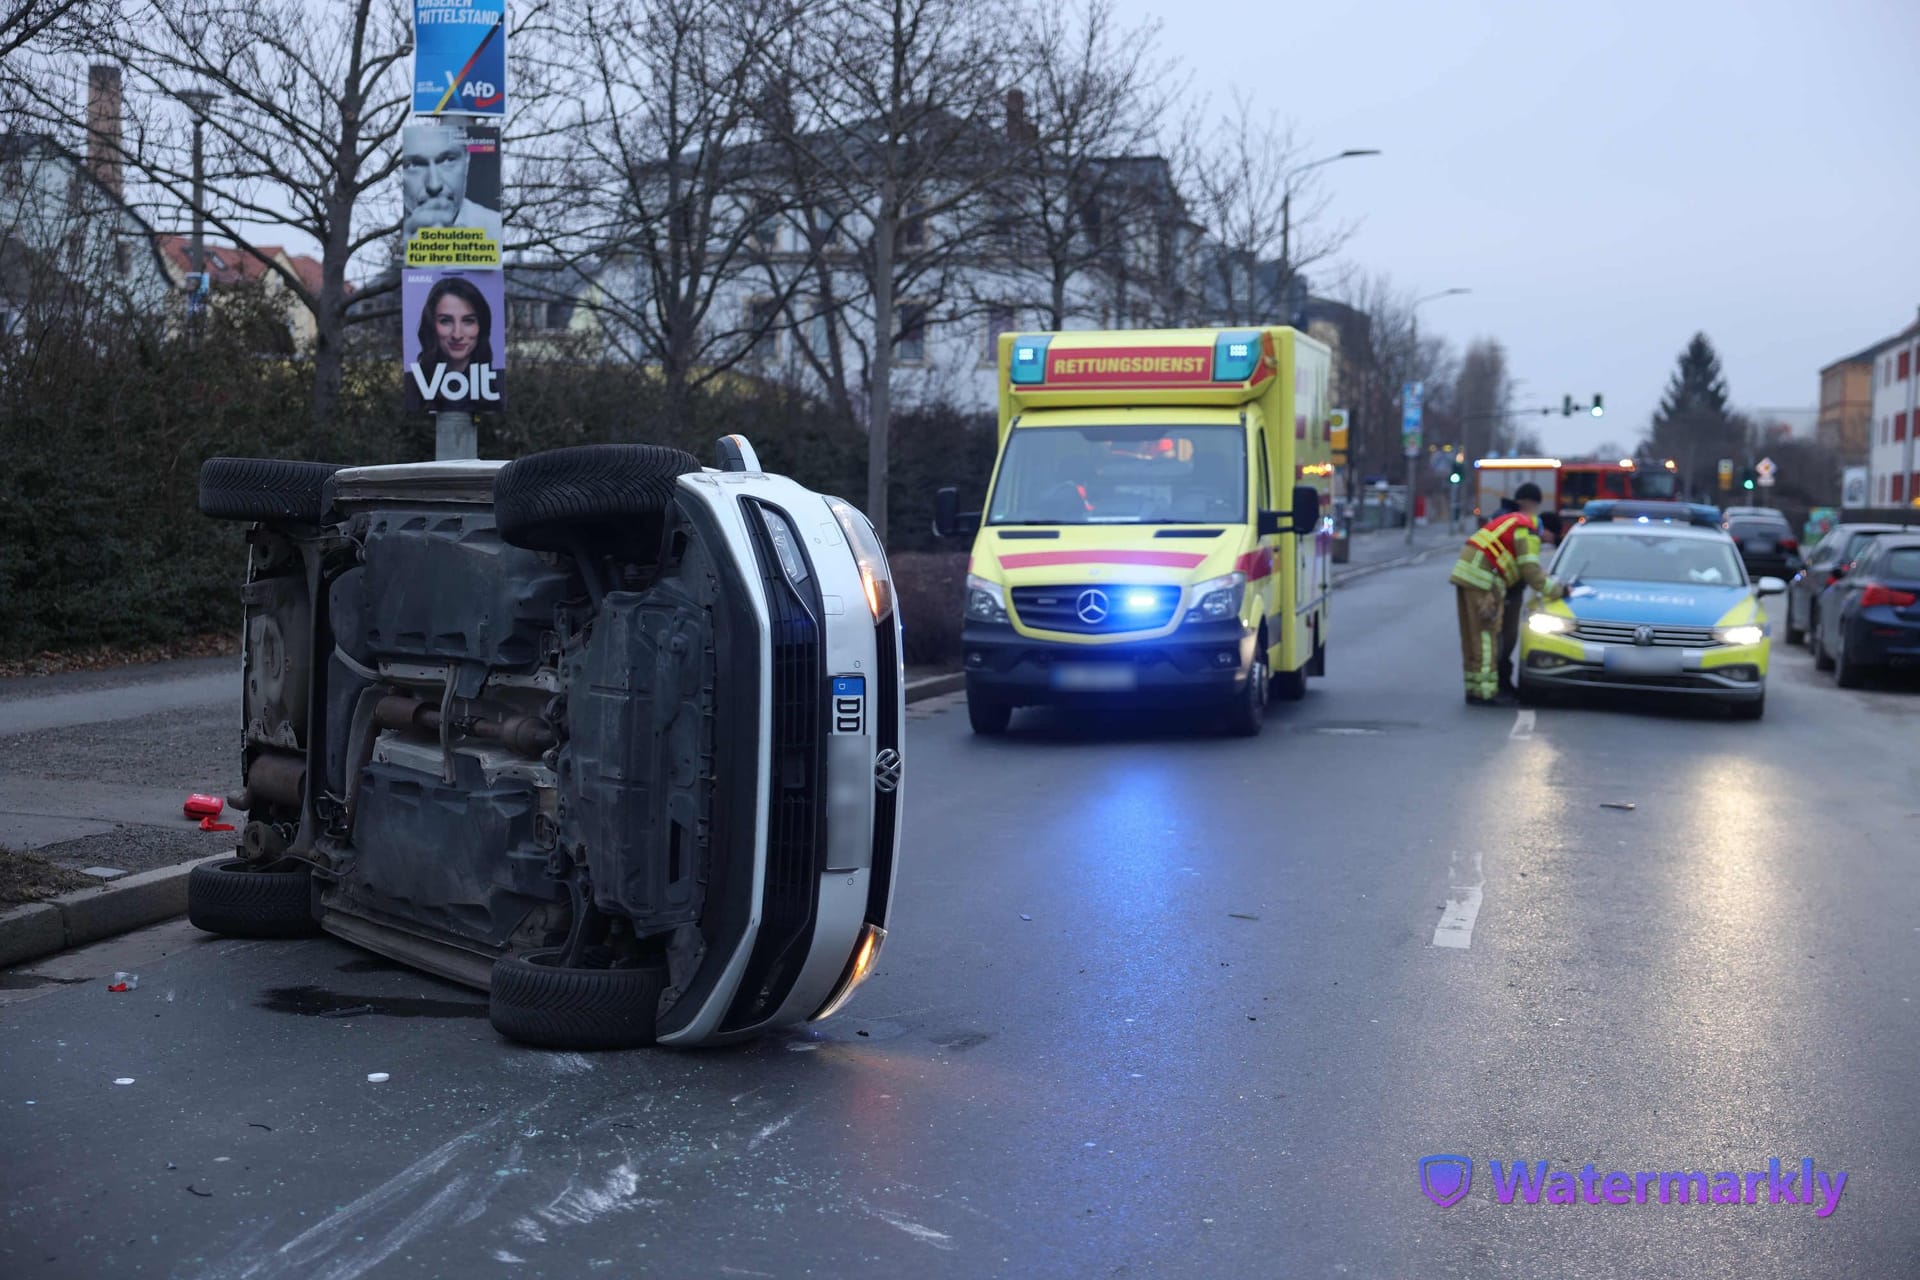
xmin=1124 ymin=0 xmax=1920 ymax=455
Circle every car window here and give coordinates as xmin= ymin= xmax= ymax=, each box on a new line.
xmin=1842 ymin=530 xmax=1890 ymax=563
xmin=1884 ymin=548 xmax=1920 ymax=579
xmin=1556 ymin=533 xmax=1744 ymax=585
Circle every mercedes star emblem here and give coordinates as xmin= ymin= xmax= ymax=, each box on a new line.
xmin=1076 ymin=588 xmax=1110 ymax=625
xmin=873 ymin=748 xmax=903 ymax=794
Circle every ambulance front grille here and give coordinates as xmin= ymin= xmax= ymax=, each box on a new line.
xmin=1010 ymin=584 xmax=1181 ymax=633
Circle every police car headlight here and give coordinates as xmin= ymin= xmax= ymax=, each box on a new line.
xmin=1716 ymin=624 xmax=1765 ymax=646
xmin=965 ymin=574 xmax=1007 ymax=623
xmin=1184 ymin=571 xmax=1247 ymax=623
xmin=1527 ymin=612 xmax=1572 ymax=636
xmin=825 ymin=496 xmax=893 ymax=621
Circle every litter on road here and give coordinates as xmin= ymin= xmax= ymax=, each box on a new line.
xmin=1600 ymin=802 xmax=1636 ymax=811
xmin=366 ymin=1072 xmax=390 ymax=1083
xmin=107 ymin=971 xmax=138 ymax=992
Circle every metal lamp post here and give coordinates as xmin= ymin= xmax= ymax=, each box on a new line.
xmin=178 ymin=88 xmax=220 ymax=336
xmin=1279 ymin=149 xmax=1380 ymax=314
xmin=1405 ymin=287 xmax=1470 ymax=544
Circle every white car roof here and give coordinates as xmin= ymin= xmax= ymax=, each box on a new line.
xmin=1562 ymin=522 xmax=1733 ymax=543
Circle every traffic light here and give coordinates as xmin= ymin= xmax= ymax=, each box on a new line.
xmin=1562 ymin=394 xmax=1573 ymax=417
xmin=1590 ymin=394 xmax=1604 ymax=418
xmin=1449 ymin=471 xmax=1461 ymax=484
xmin=1741 ymin=466 xmax=1756 ymax=490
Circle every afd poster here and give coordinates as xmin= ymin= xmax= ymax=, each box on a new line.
xmin=413 ymin=0 xmax=507 ymax=117
xmin=403 ymin=269 xmax=505 ymax=414
xmin=402 ymin=123 xmax=502 ymax=267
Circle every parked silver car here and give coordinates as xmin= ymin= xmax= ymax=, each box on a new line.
xmin=190 ymin=441 xmax=903 ymax=1048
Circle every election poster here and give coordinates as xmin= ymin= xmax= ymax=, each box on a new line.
xmin=404 ymin=269 xmax=505 ymax=414
xmin=402 ymin=122 xmax=502 ymax=267
xmin=413 ymin=0 xmax=507 ymax=117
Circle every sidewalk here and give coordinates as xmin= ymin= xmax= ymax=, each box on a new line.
xmin=1333 ymin=522 xmax=1458 ymax=582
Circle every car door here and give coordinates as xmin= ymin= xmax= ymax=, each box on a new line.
xmin=1796 ymin=531 xmax=1842 ymax=629
xmin=1830 ymin=542 xmax=1879 ymax=648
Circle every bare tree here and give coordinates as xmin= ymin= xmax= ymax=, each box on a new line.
xmin=1336 ymin=272 xmax=1458 ymax=480
xmin=1181 ymin=92 xmax=1357 ymax=326
xmin=763 ymin=0 xmax=1024 ymax=541
xmin=1002 ymin=0 xmax=1177 ymax=330
xmin=75 ymin=0 xmax=416 ymax=429
xmin=1453 ymin=339 xmax=1516 ymax=462
xmin=0 ymin=0 xmax=113 ymax=62
xmin=537 ymin=0 xmax=808 ymax=427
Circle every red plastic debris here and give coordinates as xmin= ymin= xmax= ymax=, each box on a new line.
xmin=198 ymin=816 xmax=236 ymax=832
xmin=183 ymin=794 xmax=223 ymax=819
xmin=106 ymin=981 xmax=131 ymax=993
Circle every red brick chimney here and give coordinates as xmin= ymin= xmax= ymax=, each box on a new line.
xmin=87 ymin=64 xmax=123 ymax=199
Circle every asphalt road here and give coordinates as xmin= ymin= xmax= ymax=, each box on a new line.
xmin=2 ymin=554 xmax=1917 ymax=1278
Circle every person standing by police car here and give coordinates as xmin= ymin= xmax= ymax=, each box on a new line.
xmin=1451 ymin=482 xmax=1564 ymax=705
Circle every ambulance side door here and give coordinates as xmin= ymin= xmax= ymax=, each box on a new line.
xmin=1256 ymin=425 xmax=1280 ymax=654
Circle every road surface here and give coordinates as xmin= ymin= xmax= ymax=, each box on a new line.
xmin=2 ymin=550 xmax=1916 ymax=1278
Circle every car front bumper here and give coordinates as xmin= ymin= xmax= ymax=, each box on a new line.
xmin=961 ymin=618 xmax=1256 ymax=707
xmin=1518 ymin=630 xmax=1768 ymax=703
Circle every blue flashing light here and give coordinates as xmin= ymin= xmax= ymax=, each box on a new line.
xmin=1009 ymin=335 xmax=1052 ymax=385
xmin=1123 ymin=590 xmax=1160 ymax=613
xmin=1211 ymin=330 xmax=1262 ymax=383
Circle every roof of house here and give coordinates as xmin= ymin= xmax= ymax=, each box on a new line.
xmin=154 ymin=234 xmax=325 ymax=293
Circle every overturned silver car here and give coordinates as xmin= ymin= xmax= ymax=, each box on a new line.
xmin=191 ymin=441 xmax=903 ymax=1048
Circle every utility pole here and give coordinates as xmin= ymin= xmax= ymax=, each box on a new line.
xmin=180 ymin=89 xmax=219 ymax=338
xmin=1405 ymin=287 xmax=1470 ymax=544
xmin=1280 ymin=150 xmax=1378 ymax=319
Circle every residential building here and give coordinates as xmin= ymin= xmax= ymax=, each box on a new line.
xmin=0 ymin=67 xmax=171 ymax=337
xmin=1865 ymin=309 xmax=1920 ymax=507
xmin=1816 ymin=344 xmax=1876 ymax=463
xmin=154 ymin=235 xmax=326 ymax=350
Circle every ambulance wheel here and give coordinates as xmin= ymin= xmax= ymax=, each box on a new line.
xmin=967 ymin=691 xmax=1011 ymax=735
xmin=1268 ymin=665 xmax=1307 ymax=703
xmin=1226 ymin=658 xmax=1266 ymax=736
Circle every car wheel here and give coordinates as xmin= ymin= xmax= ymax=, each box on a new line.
xmin=1784 ymin=598 xmax=1804 ymax=646
xmin=198 ymin=457 xmax=346 ymax=524
xmin=187 ymin=859 xmax=319 ymax=938
xmin=494 ymin=444 xmax=702 ymax=559
xmin=967 ymin=691 xmax=1012 ymax=735
xmin=489 ymin=949 xmax=669 ymax=1050
xmin=1802 ymin=604 xmax=1818 ymax=649
xmin=1730 ymin=693 xmax=1765 ymax=720
xmin=1812 ymin=622 xmax=1834 ymax=671
xmin=1833 ymin=630 xmax=1866 ymax=689
xmin=1225 ymin=657 xmax=1266 ymax=736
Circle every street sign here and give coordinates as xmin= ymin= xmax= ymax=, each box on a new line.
xmin=1401 ymin=382 xmax=1424 ymax=458
xmin=1329 ymin=407 xmax=1349 ymax=459
xmin=1718 ymin=458 xmax=1733 ymax=492
xmin=1842 ymin=466 xmax=1868 ymax=507
xmin=413 ymin=0 xmax=507 ymax=117
xmin=1756 ymin=456 xmax=1776 ymax=488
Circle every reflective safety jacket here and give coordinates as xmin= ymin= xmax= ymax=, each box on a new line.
xmin=1449 ymin=510 xmax=1555 ymax=594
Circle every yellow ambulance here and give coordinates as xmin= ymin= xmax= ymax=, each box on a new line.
xmin=933 ymin=327 xmax=1335 ymax=736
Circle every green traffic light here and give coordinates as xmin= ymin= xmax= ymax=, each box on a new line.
xmin=1743 ymin=479 xmax=1755 ymax=490
xmin=1449 ymin=472 xmax=1461 ymax=484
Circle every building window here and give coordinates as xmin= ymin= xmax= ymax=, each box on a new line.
xmin=1902 ymin=350 xmax=1912 ymax=381
xmin=896 ymin=301 xmax=929 ymax=365
xmin=1900 ymin=412 xmax=1909 ymax=442
xmin=981 ymin=306 xmax=1015 ymax=366
xmin=1895 ymin=474 xmax=1907 ymax=504
xmin=746 ymin=297 xmax=781 ymax=364
xmin=748 ymin=202 xmax=779 ymax=253
xmin=900 ymin=203 xmax=927 ymax=249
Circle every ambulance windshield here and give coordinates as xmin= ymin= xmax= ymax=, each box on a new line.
xmin=987 ymin=424 xmax=1247 ymax=525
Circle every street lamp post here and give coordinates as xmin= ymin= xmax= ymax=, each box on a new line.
xmin=179 ymin=88 xmax=220 ymax=336
xmin=1279 ymin=149 xmax=1379 ymax=313
xmin=1406 ymin=287 xmax=1471 ymax=544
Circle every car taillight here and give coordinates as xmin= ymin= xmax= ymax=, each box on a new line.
xmin=1779 ymin=537 xmax=1798 ymax=552
xmin=1859 ymin=584 xmax=1918 ymax=608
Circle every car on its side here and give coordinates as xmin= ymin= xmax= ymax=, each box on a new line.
xmin=1784 ymin=522 xmax=1904 ymax=646
xmin=1723 ymin=509 xmax=1802 ymax=581
xmin=1577 ymin=499 xmax=1722 ymax=528
xmin=188 ymin=441 xmax=904 ymax=1050
xmin=1811 ymin=534 xmax=1920 ymax=687
xmin=1518 ymin=522 xmax=1781 ymax=719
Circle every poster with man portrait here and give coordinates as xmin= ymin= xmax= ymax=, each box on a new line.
xmin=402 ymin=123 xmax=502 ymax=268
xmin=403 ymin=268 xmax=506 ymax=414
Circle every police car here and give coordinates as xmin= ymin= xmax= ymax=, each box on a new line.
xmin=1517 ymin=521 xmax=1783 ymax=719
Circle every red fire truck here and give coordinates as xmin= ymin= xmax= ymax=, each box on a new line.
xmin=1471 ymin=457 xmax=1681 ymax=534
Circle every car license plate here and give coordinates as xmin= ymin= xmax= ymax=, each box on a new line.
xmin=1052 ymin=662 xmax=1136 ymax=691
xmin=1602 ymin=646 xmax=1683 ymax=676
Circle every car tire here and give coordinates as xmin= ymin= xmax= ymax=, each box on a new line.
xmin=1730 ymin=694 xmax=1765 ymax=721
xmin=488 ymin=948 xmax=669 ymax=1050
xmin=1225 ymin=657 xmax=1266 ymax=737
xmin=494 ymin=444 xmax=702 ymax=558
xmin=1784 ymin=601 xmax=1804 ymax=646
xmin=967 ymin=691 xmax=1012 ymax=735
xmin=198 ymin=457 xmax=346 ymax=524
xmin=187 ymin=859 xmax=320 ymax=938
xmin=1812 ymin=623 xmax=1834 ymax=671
xmin=1833 ymin=630 xmax=1866 ymax=689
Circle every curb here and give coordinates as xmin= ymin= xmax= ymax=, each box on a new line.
xmin=905 ymin=672 xmax=966 ymax=703
xmin=1331 ymin=540 xmax=1452 ymax=586
xmin=0 ymin=855 xmax=222 ymax=970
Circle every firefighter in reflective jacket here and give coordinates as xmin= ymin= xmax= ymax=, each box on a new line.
xmin=1450 ymin=482 xmax=1564 ymax=705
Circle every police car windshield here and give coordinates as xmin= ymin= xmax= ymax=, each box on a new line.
xmin=987 ymin=424 xmax=1246 ymax=525
xmin=1555 ymin=532 xmax=1744 ymax=586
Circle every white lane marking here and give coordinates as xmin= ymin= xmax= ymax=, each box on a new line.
xmin=1433 ymin=850 xmax=1485 ymax=950
xmin=861 ymin=1203 xmax=957 ymax=1251
xmin=1510 ymin=709 xmax=1535 ymax=740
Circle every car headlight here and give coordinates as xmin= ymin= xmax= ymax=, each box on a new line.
xmin=1184 ymin=571 xmax=1247 ymax=624
xmin=965 ymin=573 xmax=1007 ymax=623
xmin=1716 ymin=624 xmax=1765 ymax=646
xmin=1526 ymin=612 xmax=1572 ymax=636
xmin=825 ymin=497 xmax=893 ymax=621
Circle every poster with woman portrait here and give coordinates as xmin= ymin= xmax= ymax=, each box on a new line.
xmin=403 ymin=268 xmax=505 ymax=414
